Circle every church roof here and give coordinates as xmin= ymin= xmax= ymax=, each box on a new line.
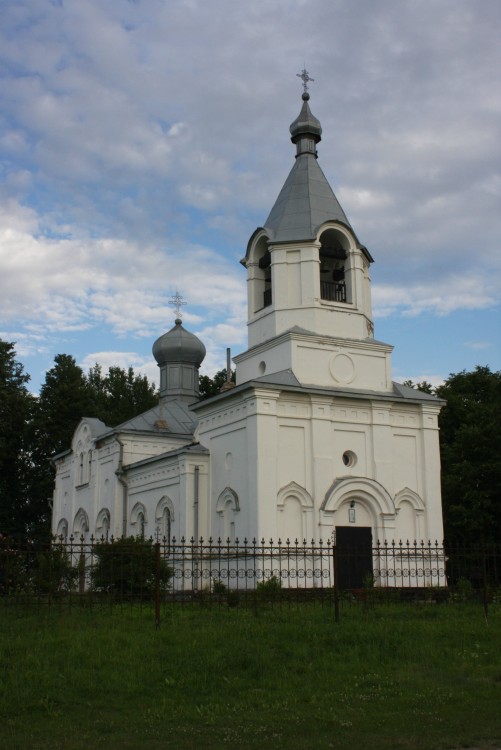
xmin=192 ymin=371 xmax=445 ymax=408
xmin=100 ymin=400 xmax=198 ymax=439
xmin=263 ymin=92 xmax=353 ymax=243
xmin=264 ymin=152 xmax=352 ymax=242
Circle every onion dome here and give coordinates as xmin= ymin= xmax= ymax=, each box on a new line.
xmin=152 ymin=319 xmax=206 ymax=402
xmin=153 ymin=319 xmax=206 ymax=367
xmin=289 ymin=92 xmax=322 ymax=156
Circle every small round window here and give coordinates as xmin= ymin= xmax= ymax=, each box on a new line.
xmin=342 ymin=451 xmax=357 ymax=468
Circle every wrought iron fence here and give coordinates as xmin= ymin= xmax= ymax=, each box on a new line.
xmin=1 ymin=535 xmax=500 ymax=620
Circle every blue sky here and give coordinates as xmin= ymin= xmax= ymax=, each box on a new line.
xmin=1 ymin=0 xmax=500 ymax=393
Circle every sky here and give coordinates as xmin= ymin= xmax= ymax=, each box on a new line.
xmin=1 ymin=0 xmax=500 ymax=394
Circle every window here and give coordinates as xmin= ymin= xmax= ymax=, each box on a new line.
xmin=162 ymin=507 xmax=171 ymax=545
xmin=259 ymin=249 xmax=272 ymax=308
xmin=79 ymin=453 xmax=84 ymax=485
xmin=318 ymin=230 xmax=350 ymax=304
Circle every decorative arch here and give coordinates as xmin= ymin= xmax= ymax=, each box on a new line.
xmin=130 ymin=502 xmax=147 ymax=526
xmin=244 ymin=229 xmax=273 ymax=313
xmin=95 ymin=508 xmax=111 ymax=539
xmin=321 ymin=477 xmax=395 ymax=518
xmin=216 ymin=487 xmax=240 ymax=514
xmin=73 ymin=507 xmax=89 ymax=535
xmin=394 ymin=487 xmax=425 ymax=512
xmin=277 ymin=482 xmax=313 ymax=542
xmin=155 ymin=496 xmax=175 ymax=523
xmin=394 ymin=487 xmax=426 ymax=541
xmin=316 ymin=224 xmax=354 ymax=305
xmin=156 ymin=496 xmax=174 ymax=543
xmin=216 ymin=488 xmax=240 ymax=543
xmin=56 ymin=518 xmax=68 ymax=540
xmin=277 ymin=481 xmax=313 ymax=509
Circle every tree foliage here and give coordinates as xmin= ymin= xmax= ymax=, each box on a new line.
xmin=405 ymin=367 xmax=501 ymax=543
xmin=199 ymin=368 xmax=236 ymax=399
xmin=0 ymin=342 xmax=33 ymax=535
xmin=435 ymin=367 xmax=501 ymax=543
xmin=0 ymin=340 xmax=158 ymax=538
xmin=87 ymin=364 xmax=158 ymax=426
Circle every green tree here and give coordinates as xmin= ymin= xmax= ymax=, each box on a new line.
xmin=199 ymin=368 xmax=236 ymax=399
xmin=27 ymin=354 xmax=96 ymax=536
xmin=402 ymin=379 xmax=434 ymax=394
xmin=0 ymin=341 xmax=33 ymax=536
xmin=87 ymin=364 xmax=157 ymax=426
xmin=435 ymin=366 xmax=501 ymax=543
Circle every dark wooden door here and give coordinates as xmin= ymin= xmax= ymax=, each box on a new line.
xmin=335 ymin=526 xmax=373 ymax=589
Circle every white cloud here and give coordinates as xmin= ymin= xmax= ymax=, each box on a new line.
xmin=1 ymin=0 xmax=500 ymax=390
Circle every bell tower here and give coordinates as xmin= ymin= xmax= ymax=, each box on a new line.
xmin=236 ymin=74 xmax=393 ymax=393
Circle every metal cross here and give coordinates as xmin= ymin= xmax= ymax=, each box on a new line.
xmin=169 ymin=290 xmax=187 ymax=319
xmin=297 ymin=67 xmax=314 ymax=94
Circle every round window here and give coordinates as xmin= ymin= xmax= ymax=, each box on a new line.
xmin=342 ymin=451 xmax=357 ymax=468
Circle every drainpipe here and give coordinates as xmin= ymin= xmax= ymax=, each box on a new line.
xmin=194 ymin=465 xmax=200 ymax=542
xmin=193 ymin=465 xmax=200 ymax=591
xmin=115 ymin=436 xmax=128 ymax=538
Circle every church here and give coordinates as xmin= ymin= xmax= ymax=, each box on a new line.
xmin=51 ymin=80 xmax=445 ymax=553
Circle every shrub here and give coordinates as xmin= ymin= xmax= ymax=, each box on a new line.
xmin=35 ymin=545 xmax=77 ymax=595
xmin=256 ymin=575 xmax=283 ymax=601
xmin=90 ymin=537 xmax=171 ymax=600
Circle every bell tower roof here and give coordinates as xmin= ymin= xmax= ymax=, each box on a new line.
xmin=263 ymin=84 xmax=353 ymax=244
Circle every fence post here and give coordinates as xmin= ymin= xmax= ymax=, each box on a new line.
xmin=155 ymin=541 xmax=161 ymax=629
xmin=333 ymin=542 xmax=340 ymax=623
xmin=482 ymin=543 xmax=488 ymax=623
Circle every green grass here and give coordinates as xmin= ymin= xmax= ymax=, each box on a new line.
xmin=1 ymin=603 xmax=500 ymax=749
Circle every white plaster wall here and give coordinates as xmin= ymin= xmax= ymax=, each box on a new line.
xmin=198 ymin=388 xmax=444 ymax=546
xmin=236 ymin=331 xmax=393 ymax=391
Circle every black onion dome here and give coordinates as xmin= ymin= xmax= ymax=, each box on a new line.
xmin=152 ymin=319 xmax=206 ymax=367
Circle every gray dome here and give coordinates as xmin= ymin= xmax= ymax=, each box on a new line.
xmin=152 ymin=319 xmax=206 ymax=367
xmin=289 ymin=93 xmax=322 ymax=144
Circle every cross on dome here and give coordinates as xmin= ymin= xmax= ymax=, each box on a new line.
xmin=169 ymin=290 xmax=187 ymax=320
xmin=296 ymin=67 xmax=314 ymax=95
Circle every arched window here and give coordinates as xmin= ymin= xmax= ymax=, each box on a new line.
xmin=79 ymin=452 xmax=84 ymax=485
xmin=162 ymin=507 xmax=171 ymax=544
xmin=259 ymin=249 xmax=272 ymax=308
xmin=96 ymin=509 xmax=111 ymax=541
xmin=249 ymin=233 xmax=272 ymax=313
xmin=318 ymin=229 xmax=351 ymax=303
xmin=155 ymin=497 xmax=175 ymax=548
xmin=131 ymin=502 xmax=147 ymax=538
xmin=56 ymin=518 xmax=68 ymax=541
xmin=73 ymin=508 xmax=89 ymax=538
xmin=87 ymin=450 xmax=92 ymax=483
xmin=137 ymin=512 xmax=145 ymax=538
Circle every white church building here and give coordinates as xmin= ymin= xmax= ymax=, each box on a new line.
xmin=52 ymin=85 xmax=445 ymax=559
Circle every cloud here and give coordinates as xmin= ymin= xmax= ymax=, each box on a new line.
xmin=1 ymin=0 xmax=500 ymax=390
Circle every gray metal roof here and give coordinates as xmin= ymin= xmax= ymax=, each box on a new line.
xmin=264 ymin=153 xmax=352 ymax=243
xmin=125 ymin=442 xmax=209 ymax=471
xmin=192 ymin=372 xmax=445 ymax=408
xmin=99 ymin=399 xmax=198 ymax=439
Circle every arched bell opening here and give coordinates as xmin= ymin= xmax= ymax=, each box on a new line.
xmin=318 ymin=228 xmax=351 ymax=304
xmin=251 ymin=235 xmax=272 ymax=312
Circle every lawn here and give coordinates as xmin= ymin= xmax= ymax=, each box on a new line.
xmin=0 ymin=602 xmax=500 ymax=750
